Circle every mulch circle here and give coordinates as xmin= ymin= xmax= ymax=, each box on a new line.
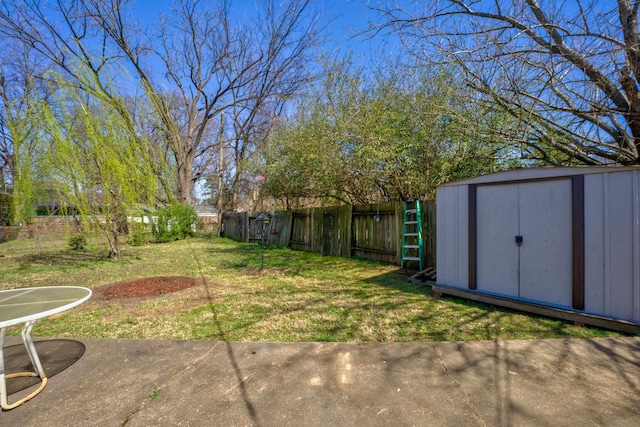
xmin=97 ymin=276 xmax=198 ymax=298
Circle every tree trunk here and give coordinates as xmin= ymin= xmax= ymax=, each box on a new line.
xmin=177 ymin=162 xmax=193 ymax=204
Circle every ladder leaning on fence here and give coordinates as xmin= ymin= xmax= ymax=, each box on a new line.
xmin=402 ymin=199 xmax=424 ymax=271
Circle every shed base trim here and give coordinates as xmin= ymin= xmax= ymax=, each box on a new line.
xmin=432 ymin=285 xmax=640 ymax=334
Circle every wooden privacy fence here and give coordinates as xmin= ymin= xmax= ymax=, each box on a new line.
xmin=222 ymin=201 xmax=436 ymax=268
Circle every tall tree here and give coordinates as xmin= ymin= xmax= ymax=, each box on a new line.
xmin=371 ymin=0 xmax=640 ymax=165
xmin=258 ymin=59 xmax=504 ymax=207
xmin=0 ymin=42 xmax=51 ymax=223
xmin=0 ymin=0 xmax=321 ymax=205
xmin=42 ymin=64 xmax=159 ymax=260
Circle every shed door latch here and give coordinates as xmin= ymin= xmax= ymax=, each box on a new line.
xmin=515 ymin=235 xmax=523 ymax=246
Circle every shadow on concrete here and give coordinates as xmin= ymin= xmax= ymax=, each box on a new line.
xmin=3 ymin=339 xmax=85 ymax=395
xmin=189 ymin=240 xmax=259 ymax=426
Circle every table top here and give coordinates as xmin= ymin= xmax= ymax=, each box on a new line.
xmin=0 ymin=287 xmax=92 ymax=328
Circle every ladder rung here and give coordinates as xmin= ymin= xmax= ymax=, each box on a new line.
xmin=404 ymin=245 xmax=419 ymax=249
xmin=406 ymin=209 xmax=417 ymax=214
xmin=405 ymin=233 xmax=418 ymax=237
xmin=403 ymin=256 xmax=421 ymax=261
xmin=405 ymin=221 xmax=418 ymax=225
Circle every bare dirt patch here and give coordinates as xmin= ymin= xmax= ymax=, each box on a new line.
xmin=96 ymin=276 xmax=199 ymax=298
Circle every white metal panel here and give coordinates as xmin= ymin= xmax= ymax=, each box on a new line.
xmin=518 ymin=180 xmax=573 ymax=307
xmin=436 ymin=166 xmax=640 ymax=326
xmin=603 ymin=172 xmax=611 ymax=316
xmin=437 ymin=186 xmax=461 ymax=288
xmin=476 ymin=184 xmax=519 ymax=297
xmin=606 ymin=171 xmax=635 ymax=320
xmin=436 ymin=185 xmax=469 ymax=289
xmin=583 ymin=173 xmax=605 ymax=314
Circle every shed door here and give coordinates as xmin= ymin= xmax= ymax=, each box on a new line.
xmin=476 ymin=180 xmax=573 ymax=307
xmin=518 ymin=180 xmax=572 ymax=306
xmin=477 ymin=185 xmax=520 ymax=298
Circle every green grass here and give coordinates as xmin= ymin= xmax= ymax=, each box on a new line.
xmin=0 ymin=236 xmax=624 ymax=342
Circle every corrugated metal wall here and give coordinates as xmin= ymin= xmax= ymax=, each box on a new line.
xmin=437 ymin=167 xmax=640 ymax=325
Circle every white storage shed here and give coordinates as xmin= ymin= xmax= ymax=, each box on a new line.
xmin=435 ymin=166 xmax=640 ymax=332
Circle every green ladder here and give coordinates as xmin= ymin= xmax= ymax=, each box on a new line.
xmin=402 ymin=199 xmax=424 ymax=271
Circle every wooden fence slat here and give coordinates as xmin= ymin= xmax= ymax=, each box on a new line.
xmin=289 ymin=208 xmax=312 ymax=251
xmin=266 ymin=211 xmax=291 ymax=246
xmin=421 ymin=200 xmax=437 ymax=268
xmin=222 ymin=212 xmax=249 ymax=242
xmin=221 ymin=201 xmax=436 ymax=268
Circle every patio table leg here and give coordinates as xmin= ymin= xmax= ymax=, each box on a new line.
xmin=0 ymin=321 xmax=48 ymax=410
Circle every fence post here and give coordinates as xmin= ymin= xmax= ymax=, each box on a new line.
xmin=221 ymin=201 xmax=436 ymax=267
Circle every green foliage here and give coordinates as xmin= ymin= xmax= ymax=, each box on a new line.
xmin=129 ymin=222 xmax=150 ymax=247
xmin=2 ymin=77 xmax=46 ymax=225
xmin=0 ymin=192 xmax=14 ymax=226
xmin=153 ymin=203 xmax=199 ymax=243
xmin=39 ymin=62 xmax=162 ymax=260
xmin=258 ymin=59 xmax=511 ymax=207
xmin=68 ymin=233 xmax=87 ymax=250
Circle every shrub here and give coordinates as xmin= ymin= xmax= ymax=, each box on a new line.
xmin=68 ymin=233 xmax=87 ymax=250
xmin=129 ymin=229 xmax=149 ymax=246
xmin=127 ymin=220 xmax=149 ymax=246
xmin=153 ymin=203 xmax=199 ymax=243
xmin=0 ymin=192 xmax=13 ymax=226
xmin=129 ymin=231 xmax=149 ymax=246
xmin=0 ymin=226 xmax=20 ymax=242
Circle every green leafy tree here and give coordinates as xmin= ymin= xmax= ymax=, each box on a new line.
xmin=258 ymin=59 xmax=507 ymax=206
xmin=0 ymin=43 xmax=50 ymax=224
xmin=41 ymin=64 xmax=159 ymax=260
xmin=0 ymin=0 xmax=321 ymax=205
xmin=153 ymin=203 xmax=199 ymax=243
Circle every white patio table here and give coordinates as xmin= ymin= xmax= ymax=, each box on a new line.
xmin=0 ymin=286 xmax=91 ymax=410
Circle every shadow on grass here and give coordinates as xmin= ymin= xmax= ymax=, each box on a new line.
xmin=188 ymin=240 xmax=260 ymax=426
xmin=18 ymin=248 xmax=112 ymax=268
xmin=364 ymin=269 xmax=430 ymax=296
xmin=198 ymin=239 xmax=623 ymax=342
xmin=205 ymin=241 xmax=395 ymax=277
xmin=359 ymin=268 xmax=625 ymax=340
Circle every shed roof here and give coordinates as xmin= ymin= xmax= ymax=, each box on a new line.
xmin=440 ymin=166 xmax=640 ymax=187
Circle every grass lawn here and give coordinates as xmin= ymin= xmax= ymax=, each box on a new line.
xmin=0 ymin=237 xmax=624 ymax=342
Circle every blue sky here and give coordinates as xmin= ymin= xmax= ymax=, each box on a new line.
xmin=127 ymin=1 xmax=400 ymax=200
xmin=131 ymin=0 xmax=400 ymax=65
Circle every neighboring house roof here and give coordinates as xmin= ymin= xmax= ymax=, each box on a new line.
xmin=194 ymin=205 xmax=219 ymax=216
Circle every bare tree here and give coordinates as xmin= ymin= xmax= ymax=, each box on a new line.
xmin=0 ymin=0 xmax=320 ymax=205
xmin=0 ymin=0 xmax=167 ymax=208
xmin=371 ymin=0 xmax=640 ymax=165
xmin=0 ymin=0 xmax=317 ymax=206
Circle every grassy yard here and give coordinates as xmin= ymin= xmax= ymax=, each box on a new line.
xmin=0 ymin=237 xmax=624 ymax=342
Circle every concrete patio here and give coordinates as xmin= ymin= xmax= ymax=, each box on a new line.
xmin=1 ymin=336 xmax=639 ymax=426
